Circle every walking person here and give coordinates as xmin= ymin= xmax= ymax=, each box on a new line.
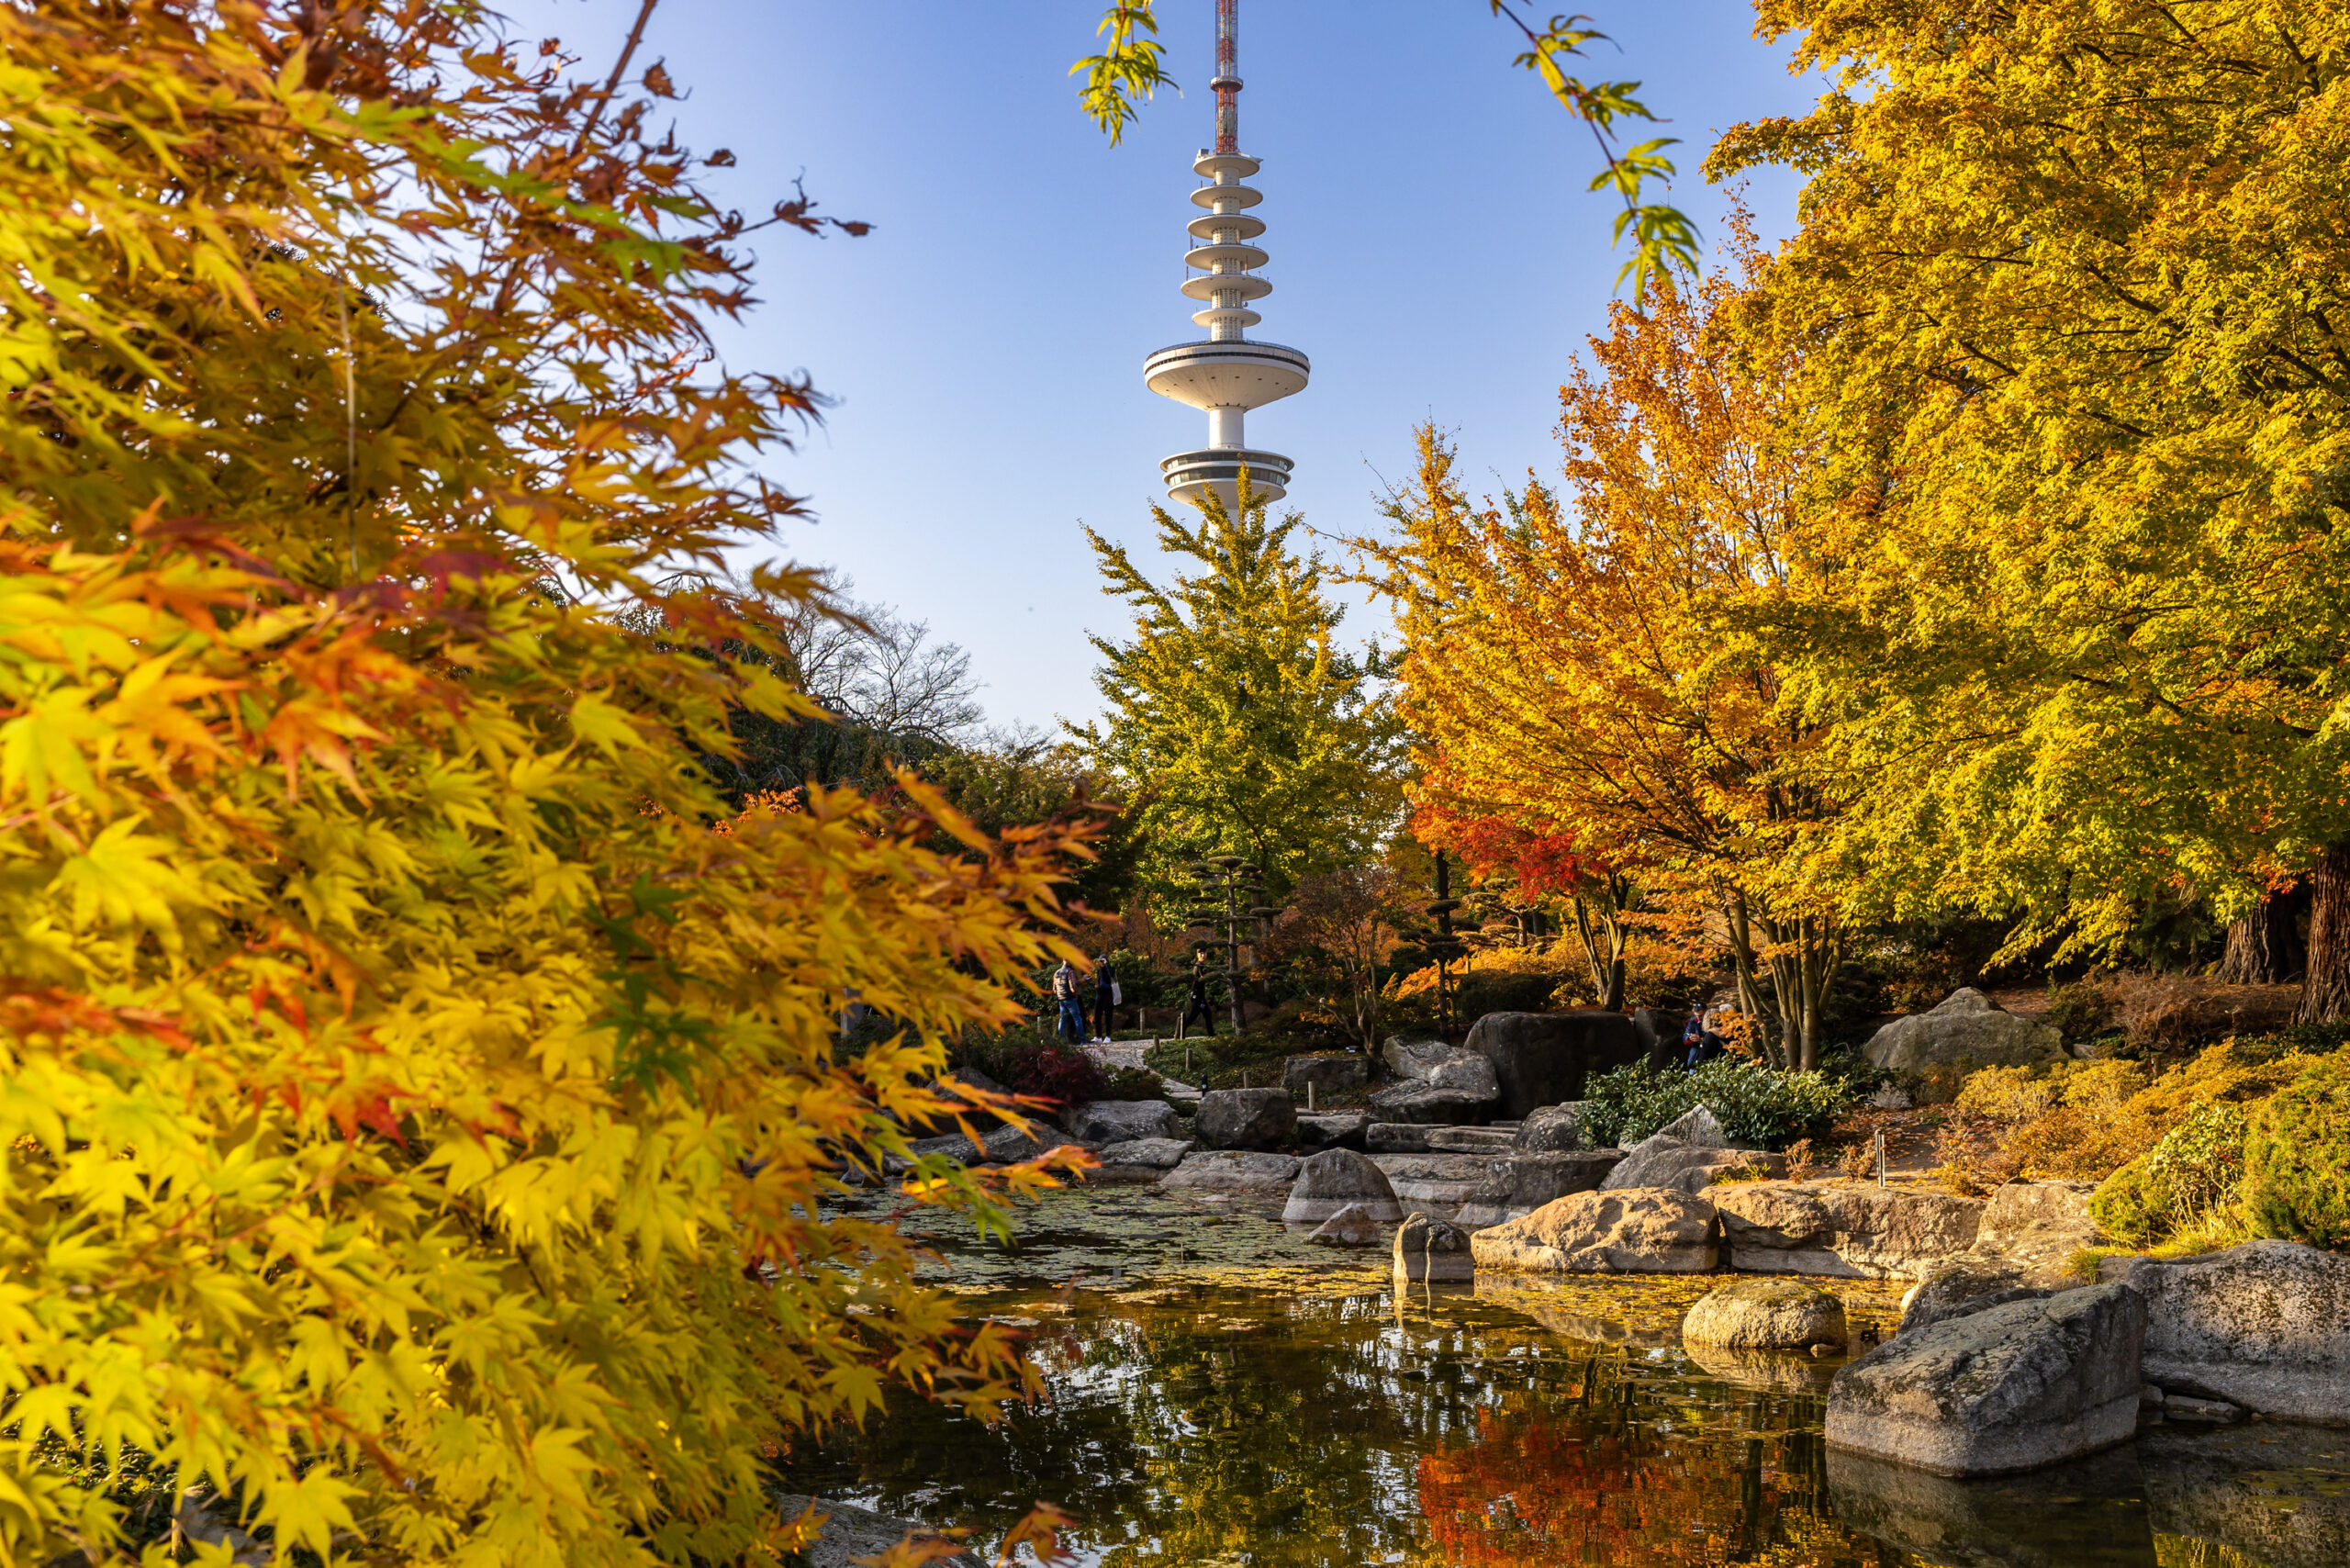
xmin=1178 ymin=951 xmax=1215 ymax=1039
xmin=1053 ymin=960 xmax=1085 ymax=1046
xmin=1092 ymin=958 xmax=1120 ymax=1043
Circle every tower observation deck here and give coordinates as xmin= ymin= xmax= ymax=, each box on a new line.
xmin=1145 ymin=0 xmax=1307 ymax=511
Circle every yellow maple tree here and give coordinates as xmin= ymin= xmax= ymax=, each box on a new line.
xmin=0 ymin=4 xmax=1084 ymax=1563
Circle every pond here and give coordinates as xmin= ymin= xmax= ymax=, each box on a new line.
xmin=776 ymin=1188 xmax=2350 ymax=1567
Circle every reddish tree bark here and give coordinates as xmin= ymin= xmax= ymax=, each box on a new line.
xmin=2218 ymin=883 xmax=2306 ymax=985
xmin=2295 ymin=844 xmax=2350 ymax=1024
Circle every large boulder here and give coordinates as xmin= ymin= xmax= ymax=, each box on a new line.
xmin=1630 ymin=1006 xmax=1688 ymax=1070
xmin=1193 ymin=1087 xmax=1296 ymax=1150
xmin=2117 ymin=1240 xmax=2350 ymax=1424
xmin=1684 ymin=1277 xmax=1849 ymax=1350
xmin=1370 ymin=1151 xmax=1489 ymax=1211
xmin=1896 ymin=1255 xmax=2049 ymax=1337
xmin=1651 ymin=1104 xmax=1727 ymax=1148
xmin=1159 ymin=1149 xmax=1301 ymax=1194
xmin=1711 ymin=1182 xmax=1986 ymax=1280
xmin=1464 ymin=1010 xmax=1646 ymax=1119
xmin=1453 ymin=1150 xmax=1624 ymax=1229
xmin=774 ymin=1496 xmax=982 ymax=1568
xmin=1282 ymin=1054 xmax=1369 ymax=1095
xmin=1381 ymin=1036 xmax=1459 ymax=1081
xmin=1826 ymin=1284 xmax=2146 ymax=1476
xmin=1296 ymin=1110 xmax=1370 ymax=1152
xmin=1061 ymin=1099 xmax=1181 ymax=1146
xmin=1469 ymin=1187 xmax=1721 ymax=1273
xmin=1513 ymin=1102 xmax=1590 ymax=1152
xmin=1095 ymin=1137 xmax=1194 ymax=1170
xmin=1973 ymin=1179 xmax=2107 ymax=1284
xmin=1367 ymin=1052 xmax=1500 ymax=1125
xmin=1600 ymin=1135 xmax=1784 ymax=1195
xmin=1393 ymin=1213 xmax=1475 ymax=1282
xmin=1282 ymin=1148 xmax=1404 ymax=1225
xmin=1863 ymin=987 xmax=2066 ymax=1073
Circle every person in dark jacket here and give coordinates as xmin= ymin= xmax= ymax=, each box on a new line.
xmin=1684 ymin=1005 xmax=1729 ymax=1070
xmin=1091 ymin=958 xmax=1119 ymax=1042
xmin=1179 ymin=952 xmax=1215 ymax=1039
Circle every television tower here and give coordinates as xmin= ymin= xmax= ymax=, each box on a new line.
xmin=1143 ymin=0 xmax=1309 ymax=511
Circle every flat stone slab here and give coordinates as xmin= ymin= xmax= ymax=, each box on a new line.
xmin=1160 ymin=1149 xmax=1301 ymax=1194
xmin=1095 ymin=1137 xmax=1193 ymax=1170
xmin=1370 ymin=1151 xmax=1487 ymax=1210
xmin=1424 ymin=1126 xmax=1516 ymax=1152
xmin=1365 ymin=1123 xmax=1432 ymax=1154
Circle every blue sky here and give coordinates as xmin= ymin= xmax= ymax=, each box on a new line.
xmin=511 ymin=1 xmax=1826 ymax=730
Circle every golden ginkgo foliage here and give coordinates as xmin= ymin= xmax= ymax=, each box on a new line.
xmin=0 ymin=4 xmax=1081 ymax=1564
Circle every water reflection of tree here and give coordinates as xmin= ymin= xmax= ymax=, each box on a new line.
xmin=1416 ymin=1354 xmax=1907 ymax=1566
xmin=770 ymin=1291 xmax=1914 ymax=1567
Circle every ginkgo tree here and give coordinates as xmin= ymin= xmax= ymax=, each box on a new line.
xmin=1077 ymin=488 xmax=1404 ymax=904
xmin=0 ymin=3 xmax=1086 ymax=1565
xmin=1708 ymin=0 xmax=2350 ymax=1018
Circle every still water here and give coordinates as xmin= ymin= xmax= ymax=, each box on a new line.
xmin=777 ymin=1188 xmax=2350 ymax=1567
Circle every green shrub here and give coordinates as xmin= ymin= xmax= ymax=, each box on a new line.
xmin=2045 ymin=977 xmax=2120 ymax=1044
xmin=1580 ymin=1058 xmax=1852 ymax=1151
xmin=2088 ymin=1102 xmax=2248 ymax=1246
xmin=2243 ymin=1052 xmax=2350 ymax=1249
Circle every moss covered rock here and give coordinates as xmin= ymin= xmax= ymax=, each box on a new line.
xmin=2244 ymin=1052 xmax=2350 ymax=1249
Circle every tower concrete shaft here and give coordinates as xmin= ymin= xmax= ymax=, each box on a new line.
xmin=1142 ymin=0 xmax=1307 ymax=512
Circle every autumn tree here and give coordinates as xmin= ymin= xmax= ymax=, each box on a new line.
xmin=0 ymin=4 xmax=1084 ymax=1563
xmin=1357 ymin=244 xmax=1849 ymax=1067
xmin=1265 ymin=866 xmax=1416 ymax=1049
xmin=1079 ymin=487 xmax=1405 ymax=903
xmin=1710 ymin=0 xmax=2350 ymax=1017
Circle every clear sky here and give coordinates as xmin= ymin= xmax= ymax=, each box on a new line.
xmin=511 ymin=1 xmax=1826 ymax=731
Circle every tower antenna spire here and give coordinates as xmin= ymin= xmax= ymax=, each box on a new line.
xmin=1142 ymin=0 xmax=1308 ymax=511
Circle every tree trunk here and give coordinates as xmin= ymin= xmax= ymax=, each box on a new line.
xmin=1601 ymin=957 xmax=1626 ymax=1013
xmin=2218 ymin=884 xmax=2306 ymax=984
xmin=2297 ymin=843 xmax=2350 ymax=1023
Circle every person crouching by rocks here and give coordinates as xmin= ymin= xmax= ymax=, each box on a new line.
xmin=1684 ymin=1003 xmax=1731 ymax=1070
xmin=1054 ymin=959 xmax=1085 ymax=1046
xmin=1092 ymin=957 xmax=1120 ymax=1043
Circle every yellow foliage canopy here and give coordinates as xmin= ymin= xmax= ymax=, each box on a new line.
xmin=0 ymin=4 xmax=1084 ymax=1563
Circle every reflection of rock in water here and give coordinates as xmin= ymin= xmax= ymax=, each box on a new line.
xmin=1682 ymin=1339 xmax=1839 ymax=1395
xmin=2141 ymin=1422 xmax=2350 ymax=1567
xmin=1827 ymin=1445 xmax=2157 ymax=1567
xmin=1472 ymin=1274 xmax=1680 ymax=1348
